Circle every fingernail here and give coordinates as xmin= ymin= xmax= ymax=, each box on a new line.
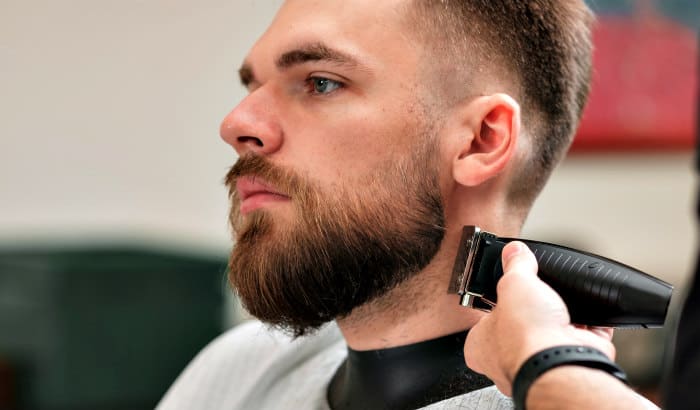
xmin=502 ymin=242 xmax=524 ymax=263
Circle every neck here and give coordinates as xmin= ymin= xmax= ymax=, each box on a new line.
xmin=336 ymin=226 xmax=487 ymax=350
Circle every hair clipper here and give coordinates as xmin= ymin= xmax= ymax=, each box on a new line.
xmin=448 ymin=226 xmax=673 ymax=328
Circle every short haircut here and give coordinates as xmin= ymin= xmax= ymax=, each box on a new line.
xmin=407 ymin=0 xmax=594 ymax=206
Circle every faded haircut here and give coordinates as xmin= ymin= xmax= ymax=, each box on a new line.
xmin=407 ymin=0 xmax=594 ymax=206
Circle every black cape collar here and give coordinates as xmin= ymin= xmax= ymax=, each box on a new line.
xmin=327 ymin=330 xmax=493 ymax=410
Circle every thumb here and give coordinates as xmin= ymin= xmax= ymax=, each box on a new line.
xmin=501 ymin=241 xmax=538 ymax=277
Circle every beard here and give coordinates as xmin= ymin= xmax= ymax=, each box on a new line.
xmin=224 ymin=139 xmax=446 ymax=337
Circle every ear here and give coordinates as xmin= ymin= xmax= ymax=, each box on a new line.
xmin=451 ymin=93 xmax=521 ymax=187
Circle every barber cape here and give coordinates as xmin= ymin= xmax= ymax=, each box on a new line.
xmin=157 ymin=321 xmax=512 ymax=410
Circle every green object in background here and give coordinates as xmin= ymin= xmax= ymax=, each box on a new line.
xmin=0 ymin=247 xmax=229 ymax=410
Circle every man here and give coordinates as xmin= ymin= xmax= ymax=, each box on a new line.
xmin=664 ymin=50 xmax=700 ymax=410
xmin=157 ymin=1 xmax=647 ymax=408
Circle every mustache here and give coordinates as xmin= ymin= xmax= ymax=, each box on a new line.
xmin=224 ymin=154 xmax=305 ymax=199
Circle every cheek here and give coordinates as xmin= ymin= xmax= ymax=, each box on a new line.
xmin=290 ymin=119 xmax=411 ymax=184
xmin=281 ymin=86 xmax=429 ymax=185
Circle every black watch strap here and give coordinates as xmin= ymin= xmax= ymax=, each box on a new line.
xmin=512 ymin=345 xmax=628 ymax=410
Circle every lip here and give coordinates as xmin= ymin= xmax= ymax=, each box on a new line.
xmin=236 ymin=176 xmax=290 ymax=215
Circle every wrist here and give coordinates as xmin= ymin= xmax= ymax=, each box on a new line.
xmin=511 ymin=345 xmax=627 ymax=410
xmin=505 ymin=332 xmax=579 ymax=384
xmin=526 ymin=367 xmax=630 ymax=410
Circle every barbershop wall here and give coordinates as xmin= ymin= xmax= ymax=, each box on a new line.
xmin=0 ymin=0 xmax=696 ymax=408
xmin=1 ymin=0 xmax=285 ymax=255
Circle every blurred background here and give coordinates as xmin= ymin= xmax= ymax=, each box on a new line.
xmin=0 ymin=0 xmax=697 ymax=408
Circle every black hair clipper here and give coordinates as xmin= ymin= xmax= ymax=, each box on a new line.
xmin=448 ymin=226 xmax=673 ymax=328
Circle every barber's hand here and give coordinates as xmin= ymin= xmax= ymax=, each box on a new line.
xmin=463 ymin=241 xmax=616 ymax=396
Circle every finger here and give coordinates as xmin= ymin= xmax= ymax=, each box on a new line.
xmin=570 ymin=327 xmax=617 ymax=360
xmin=502 ymin=241 xmax=538 ymax=277
xmin=463 ymin=317 xmax=490 ymax=373
xmin=589 ymin=326 xmax=614 ymax=340
xmin=572 ymin=325 xmax=614 ymax=341
xmin=591 ymin=326 xmax=615 ymax=340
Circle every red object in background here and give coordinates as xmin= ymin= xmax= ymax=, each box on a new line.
xmin=571 ymin=13 xmax=698 ymax=152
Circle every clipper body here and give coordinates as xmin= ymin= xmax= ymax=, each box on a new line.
xmin=449 ymin=226 xmax=673 ymax=328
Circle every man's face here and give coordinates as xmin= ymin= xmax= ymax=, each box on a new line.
xmin=221 ymin=0 xmax=449 ymax=336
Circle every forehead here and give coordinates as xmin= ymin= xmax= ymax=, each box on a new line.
xmin=246 ymin=0 xmax=418 ymax=70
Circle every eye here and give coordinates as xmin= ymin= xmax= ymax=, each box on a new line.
xmin=305 ymin=76 xmax=344 ymax=95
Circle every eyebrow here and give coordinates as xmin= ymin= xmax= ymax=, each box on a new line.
xmin=238 ymin=42 xmax=364 ymax=87
xmin=276 ymin=42 xmax=361 ymax=69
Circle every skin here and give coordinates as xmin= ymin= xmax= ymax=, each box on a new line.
xmin=221 ymin=0 xmax=653 ymax=407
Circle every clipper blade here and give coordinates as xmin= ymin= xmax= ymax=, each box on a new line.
xmin=447 ymin=226 xmax=483 ymax=307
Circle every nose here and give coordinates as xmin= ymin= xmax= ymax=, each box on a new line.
xmin=219 ymin=87 xmax=283 ymax=156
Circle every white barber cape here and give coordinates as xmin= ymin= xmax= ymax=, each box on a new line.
xmin=157 ymin=320 xmax=512 ymax=410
